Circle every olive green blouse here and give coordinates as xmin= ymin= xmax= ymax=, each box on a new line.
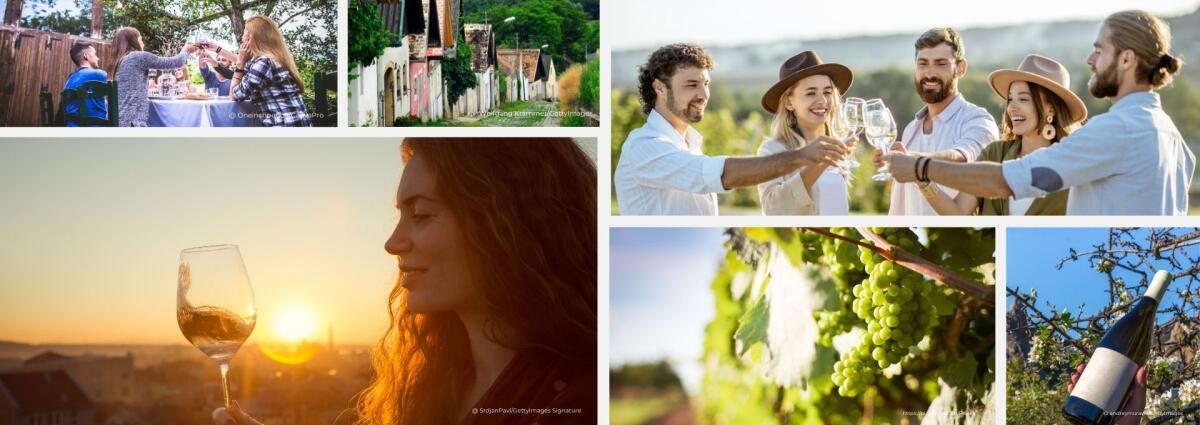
xmin=974 ymin=140 xmax=1068 ymax=215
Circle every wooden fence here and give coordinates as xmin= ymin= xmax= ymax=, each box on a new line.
xmin=0 ymin=25 xmax=114 ymax=126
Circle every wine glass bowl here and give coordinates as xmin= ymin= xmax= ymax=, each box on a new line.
xmin=863 ymin=99 xmax=897 ymax=181
xmin=836 ymin=97 xmax=866 ymax=171
xmin=177 ymin=244 xmax=256 ymax=407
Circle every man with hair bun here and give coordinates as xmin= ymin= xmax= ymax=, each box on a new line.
xmin=615 ymin=43 xmax=852 ymax=215
xmin=885 ymin=9 xmax=1195 ymax=215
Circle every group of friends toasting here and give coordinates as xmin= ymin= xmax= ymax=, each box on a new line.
xmin=615 ymin=9 xmax=1195 ymax=216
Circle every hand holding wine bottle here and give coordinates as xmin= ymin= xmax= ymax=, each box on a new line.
xmin=1067 ymin=363 xmax=1148 ymax=425
xmin=1062 ymin=270 xmax=1171 ymax=425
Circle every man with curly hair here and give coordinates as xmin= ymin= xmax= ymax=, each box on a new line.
xmin=615 ymin=43 xmax=852 ymax=215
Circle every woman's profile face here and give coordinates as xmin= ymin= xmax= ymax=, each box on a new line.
xmin=384 ymin=155 xmax=479 ymax=314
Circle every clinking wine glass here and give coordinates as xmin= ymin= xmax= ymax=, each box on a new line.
xmin=178 ymin=244 xmax=256 ymax=408
xmin=836 ymin=97 xmax=866 ymax=170
xmin=864 ymin=99 xmax=897 ymax=181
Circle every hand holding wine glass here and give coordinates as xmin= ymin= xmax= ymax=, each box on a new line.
xmin=830 ymin=97 xmax=868 ymax=174
xmin=178 ymin=244 xmax=256 ymax=408
xmin=863 ymin=99 xmax=897 ymax=181
xmin=836 ymin=97 xmax=866 ymax=170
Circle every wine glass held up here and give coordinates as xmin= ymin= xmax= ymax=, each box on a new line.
xmin=178 ymin=244 xmax=256 ymax=408
xmin=864 ymin=100 xmax=897 ymax=181
xmin=838 ymin=97 xmax=866 ymax=169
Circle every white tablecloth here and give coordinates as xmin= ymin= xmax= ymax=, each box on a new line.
xmin=148 ymin=99 xmax=261 ymax=127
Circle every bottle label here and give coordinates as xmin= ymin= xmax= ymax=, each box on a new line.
xmin=1070 ymin=347 xmax=1138 ymax=412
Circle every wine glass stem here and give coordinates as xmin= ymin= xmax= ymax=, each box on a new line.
xmin=219 ymin=361 xmax=232 ymax=408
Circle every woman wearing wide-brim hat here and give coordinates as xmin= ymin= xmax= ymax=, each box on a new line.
xmin=914 ymin=53 xmax=1088 ymax=215
xmin=756 ymin=50 xmax=857 ymax=215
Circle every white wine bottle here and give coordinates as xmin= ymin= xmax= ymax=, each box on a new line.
xmin=1062 ymin=270 xmax=1172 ymax=425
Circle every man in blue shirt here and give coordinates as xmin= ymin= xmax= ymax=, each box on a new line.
xmin=63 ymin=42 xmax=108 ymax=126
xmin=199 ymin=53 xmax=232 ymax=96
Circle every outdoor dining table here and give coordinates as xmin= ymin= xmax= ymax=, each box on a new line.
xmin=148 ymin=98 xmax=261 ymax=127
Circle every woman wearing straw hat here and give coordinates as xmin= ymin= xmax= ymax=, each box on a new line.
xmin=911 ymin=54 xmax=1087 ymax=215
xmin=756 ymin=51 xmax=856 ymax=215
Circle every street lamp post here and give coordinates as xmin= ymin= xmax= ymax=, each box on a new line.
xmin=502 ymin=16 xmax=523 ymax=101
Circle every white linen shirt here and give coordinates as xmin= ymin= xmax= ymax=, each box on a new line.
xmin=756 ymin=137 xmax=849 ymax=215
xmin=1002 ymin=91 xmax=1194 ymax=215
xmin=889 ymin=94 xmax=999 ymax=215
xmin=615 ymin=110 xmax=729 ymax=215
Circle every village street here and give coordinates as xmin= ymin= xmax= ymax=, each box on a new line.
xmin=451 ymin=100 xmax=561 ymax=126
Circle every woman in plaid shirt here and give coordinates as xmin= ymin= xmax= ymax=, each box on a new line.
xmin=207 ymin=15 xmax=312 ymax=126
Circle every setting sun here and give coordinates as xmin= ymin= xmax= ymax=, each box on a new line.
xmin=272 ymin=304 xmax=318 ymax=343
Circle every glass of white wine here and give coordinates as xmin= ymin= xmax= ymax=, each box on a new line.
xmin=177 ymin=244 xmax=256 ymax=408
xmin=837 ymin=97 xmax=866 ymax=170
xmin=863 ymin=99 xmax=897 ymax=181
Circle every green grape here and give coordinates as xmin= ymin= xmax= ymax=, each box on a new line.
xmin=812 ymin=228 xmax=868 ymax=346
xmin=831 ymin=228 xmax=943 ymax=398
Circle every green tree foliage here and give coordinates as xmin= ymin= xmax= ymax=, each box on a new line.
xmin=443 ymin=34 xmax=479 ymax=114
xmin=463 ymin=0 xmax=597 ymax=20
xmin=582 ymin=19 xmax=599 ymax=56
xmin=610 ymin=360 xmax=685 ymax=392
xmin=347 ymin=0 xmax=392 ymax=69
xmin=19 ymin=0 xmax=92 ymax=36
xmin=578 ymin=56 xmax=600 ymax=112
xmin=463 ymin=0 xmax=591 ymax=71
xmin=105 ymin=1 xmax=191 ymax=54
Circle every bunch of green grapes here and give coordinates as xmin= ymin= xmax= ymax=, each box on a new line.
xmin=813 ymin=228 xmax=867 ymax=346
xmin=832 ymin=228 xmax=938 ymax=397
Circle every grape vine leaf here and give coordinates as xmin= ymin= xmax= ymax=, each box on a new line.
xmin=760 ymin=246 xmax=824 ymax=387
xmin=734 ymin=293 xmax=770 ymax=358
xmin=929 ymin=286 xmax=960 ymax=317
xmin=806 ymin=345 xmax=837 ymax=395
xmin=940 ymin=352 xmax=979 ymax=392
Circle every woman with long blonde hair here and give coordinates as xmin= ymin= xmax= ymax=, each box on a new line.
xmin=214 ymin=138 xmax=598 ymax=425
xmin=110 ymin=26 xmax=199 ymax=126
xmin=206 ymin=15 xmax=312 ymax=126
xmin=756 ymin=50 xmax=855 ymax=215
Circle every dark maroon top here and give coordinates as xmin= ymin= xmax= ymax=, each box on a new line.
xmin=460 ymin=348 xmax=596 ymax=424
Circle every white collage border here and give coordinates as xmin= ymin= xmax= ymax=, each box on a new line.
xmin=3 ymin=0 xmax=1200 ymax=423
